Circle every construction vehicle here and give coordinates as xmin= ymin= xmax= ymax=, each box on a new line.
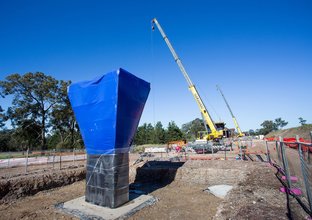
xmin=152 ymin=18 xmax=227 ymax=141
xmin=216 ymin=85 xmax=244 ymax=137
xmin=167 ymin=140 xmax=187 ymax=152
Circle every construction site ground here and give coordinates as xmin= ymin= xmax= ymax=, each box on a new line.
xmin=0 ymin=146 xmax=308 ymax=219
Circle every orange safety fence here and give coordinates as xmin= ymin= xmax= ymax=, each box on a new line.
xmin=264 ymin=137 xmax=277 ymax=141
xmin=264 ymin=137 xmax=312 ymax=152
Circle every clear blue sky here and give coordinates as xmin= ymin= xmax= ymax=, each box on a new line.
xmin=0 ymin=0 xmax=311 ymax=131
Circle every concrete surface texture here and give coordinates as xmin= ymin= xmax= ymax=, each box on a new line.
xmin=206 ymin=185 xmax=233 ymax=199
xmin=58 ymin=194 xmax=156 ymax=220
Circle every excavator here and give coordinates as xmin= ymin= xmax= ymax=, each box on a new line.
xmin=216 ymin=85 xmax=244 ymax=137
xmin=152 ymin=18 xmax=228 ymax=141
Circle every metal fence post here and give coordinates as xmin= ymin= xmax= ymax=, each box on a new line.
xmin=280 ymin=136 xmax=291 ymax=189
xmin=25 ymin=148 xmax=29 ymax=173
xmin=265 ymin=141 xmax=271 ymax=164
xmin=73 ymin=148 xmax=76 ymax=166
xmin=297 ymin=135 xmax=312 ymax=212
xmin=46 ymin=150 xmax=49 ymax=168
xmin=276 ymin=137 xmax=282 ymax=164
xmin=7 ymin=152 xmax=10 ymax=168
xmin=52 ymin=149 xmax=55 ymax=169
xmin=309 ymin=131 xmax=312 ymax=164
xmin=240 ymin=145 xmax=243 ymax=161
xmin=59 ymin=150 xmax=62 ymax=170
xmin=224 ymin=146 xmax=227 ymax=160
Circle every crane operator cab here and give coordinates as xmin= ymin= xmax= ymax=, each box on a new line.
xmin=197 ymin=122 xmax=230 ymax=142
xmin=215 ymin=122 xmax=230 ymax=139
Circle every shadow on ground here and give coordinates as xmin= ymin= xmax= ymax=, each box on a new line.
xmin=130 ymin=160 xmax=185 ymax=195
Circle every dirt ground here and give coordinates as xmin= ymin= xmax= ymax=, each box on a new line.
xmin=0 ymin=160 xmax=86 ymax=179
xmin=266 ymin=124 xmax=312 ymax=140
xmin=130 ymin=182 xmax=222 ymax=220
xmin=0 ymin=150 xmax=310 ymax=219
xmin=0 ymin=181 xmax=85 ymax=220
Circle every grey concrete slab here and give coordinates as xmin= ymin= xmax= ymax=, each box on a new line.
xmin=56 ymin=193 xmax=156 ymax=220
xmin=205 ymin=185 xmax=233 ymax=199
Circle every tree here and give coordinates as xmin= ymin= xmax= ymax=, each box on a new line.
xmin=133 ymin=123 xmax=154 ymax=145
xmin=0 ymin=130 xmax=12 ymax=151
xmin=182 ymin=118 xmax=205 ymax=141
xmin=298 ymin=117 xmax=307 ymax=126
xmin=153 ymin=121 xmax=165 ymax=144
xmin=0 ymin=72 xmax=67 ymax=151
xmin=0 ymin=106 xmax=5 ymax=129
xmin=165 ymin=121 xmax=184 ymax=142
xmin=50 ymin=80 xmax=79 ymax=148
xmin=259 ymin=120 xmax=277 ymax=135
xmin=274 ymin=117 xmax=288 ymax=130
xmin=14 ymin=119 xmax=41 ymax=150
xmin=248 ymin=129 xmax=255 ymax=136
xmin=146 ymin=123 xmax=154 ymax=144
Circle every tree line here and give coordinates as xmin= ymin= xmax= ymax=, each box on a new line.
xmin=0 ymin=72 xmax=307 ymax=152
xmin=248 ymin=117 xmax=308 ymax=136
xmin=133 ymin=121 xmax=184 ymax=145
xmin=0 ymin=72 xmax=189 ymax=152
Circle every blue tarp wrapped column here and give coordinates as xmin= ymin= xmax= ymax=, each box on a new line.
xmin=68 ymin=68 xmax=150 ymax=208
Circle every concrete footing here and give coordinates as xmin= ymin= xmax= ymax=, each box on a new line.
xmin=56 ymin=193 xmax=156 ymax=220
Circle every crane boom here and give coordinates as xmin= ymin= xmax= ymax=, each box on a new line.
xmin=216 ymin=85 xmax=244 ymax=137
xmin=152 ymin=18 xmax=224 ymax=139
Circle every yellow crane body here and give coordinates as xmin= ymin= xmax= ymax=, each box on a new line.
xmin=216 ymin=85 xmax=244 ymax=137
xmin=152 ymin=18 xmax=225 ymax=140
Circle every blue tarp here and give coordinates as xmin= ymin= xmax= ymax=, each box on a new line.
xmin=68 ymin=68 xmax=150 ymax=154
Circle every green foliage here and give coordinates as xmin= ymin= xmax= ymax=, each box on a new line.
xmin=249 ymin=129 xmax=255 ymax=134
xmin=0 ymin=72 xmax=81 ymax=151
xmin=298 ymin=117 xmax=307 ymax=126
xmin=133 ymin=123 xmax=153 ymax=145
xmin=50 ymin=80 xmax=79 ymax=149
xmin=133 ymin=121 xmax=184 ymax=145
xmin=259 ymin=120 xmax=277 ymax=135
xmin=181 ymin=118 xmax=205 ymax=141
xmin=258 ymin=117 xmax=288 ymax=135
xmin=46 ymin=132 xmax=84 ymax=150
xmin=0 ymin=129 xmax=26 ymax=152
xmin=15 ymin=119 xmax=41 ymax=150
xmin=0 ymin=106 xmax=5 ymax=128
xmin=153 ymin=121 xmax=165 ymax=144
xmin=46 ymin=133 xmax=61 ymax=149
xmin=0 ymin=130 xmax=12 ymax=151
xmin=165 ymin=121 xmax=184 ymax=142
xmin=274 ymin=117 xmax=288 ymax=130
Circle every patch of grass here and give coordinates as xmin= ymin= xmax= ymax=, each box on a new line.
xmin=0 ymin=152 xmax=26 ymax=159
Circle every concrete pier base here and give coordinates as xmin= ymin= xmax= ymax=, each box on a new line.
xmin=57 ymin=193 xmax=156 ymax=220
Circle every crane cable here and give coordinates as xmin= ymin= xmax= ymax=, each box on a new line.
xmin=150 ymin=24 xmax=156 ymax=127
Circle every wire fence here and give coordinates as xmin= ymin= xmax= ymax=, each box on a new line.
xmin=0 ymin=148 xmax=87 ymax=176
xmin=265 ymin=133 xmax=312 ymax=218
xmin=1 ymin=135 xmax=311 ymax=217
